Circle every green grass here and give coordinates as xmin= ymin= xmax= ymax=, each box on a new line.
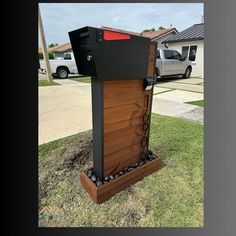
xmin=39 ymin=114 xmax=203 ymax=227
xmin=69 ymin=77 xmax=91 ymax=83
xmin=186 ymin=100 xmax=204 ymax=107
xmin=39 ymin=80 xmax=60 ymax=87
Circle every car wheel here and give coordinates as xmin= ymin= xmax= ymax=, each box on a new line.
xmin=183 ymin=67 xmax=191 ymax=78
xmin=57 ymin=67 xmax=68 ymax=79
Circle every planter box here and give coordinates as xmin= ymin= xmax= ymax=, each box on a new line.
xmin=80 ymin=156 xmax=163 ymax=204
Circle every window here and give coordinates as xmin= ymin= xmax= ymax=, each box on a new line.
xmin=189 ymin=46 xmax=197 ymax=61
xmin=156 ymin=50 xmax=160 ymax=59
xmin=182 ymin=46 xmax=189 ymax=60
xmin=172 ymin=51 xmax=182 ymax=60
xmin=64 ymin=53 xmax=71 ymax=60
xmin=164 ymin=50 xmax=181 ymax=60
xmin=164 ymin=50 xmax=174 ymax=59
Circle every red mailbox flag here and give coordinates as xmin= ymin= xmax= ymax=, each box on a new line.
xmin=103 ymin=30 xmax=131 ymax=41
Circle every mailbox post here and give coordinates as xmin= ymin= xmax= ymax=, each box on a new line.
xmin=69 ymin=27 xmax=163 ymax=203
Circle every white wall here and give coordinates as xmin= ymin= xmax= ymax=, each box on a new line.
xmin=166 ymin=40 xmax=204 ymax=77
xmin=152 ymin=32 xmax=176 ymax=49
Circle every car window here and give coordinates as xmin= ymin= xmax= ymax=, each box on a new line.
xmin=172 ymin=51 xmax=182 ymax=60
xmin=164 ymin=50 xmax=174 ymax=59
xmin=156 ymin=50 xmax=160 ymax=59
xmin=64 ymin=54 xmax=72 ymax=60
xmin=164 ymin=50 xmax=181 ymax=60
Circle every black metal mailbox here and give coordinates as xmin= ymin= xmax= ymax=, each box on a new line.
xmin=68 ymin=26 xmax=151 ymax=80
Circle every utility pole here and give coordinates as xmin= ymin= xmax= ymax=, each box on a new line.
xmin=38 ymin=6 xmax=52 ymax=82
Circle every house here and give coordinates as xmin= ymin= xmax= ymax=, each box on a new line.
xmin=141 ymin=28 xmax=178 ymax=48
xmin=162 ymin=23 xmax=204 ymax=77
xmin=38 ymin=42 xmax=72 ymax=59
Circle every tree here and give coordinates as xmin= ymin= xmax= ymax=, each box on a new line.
xmin=159 ymin=26 xmax=166 ymax=30
xmin=142 ymin=28 xmax=155 ymax=33
xmin=38 ymin=52 xmax=54 ymax=60
xmin=48 ymin=43 xmax=58 ymax=48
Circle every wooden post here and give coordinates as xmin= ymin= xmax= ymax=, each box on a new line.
xmin=38 ymin=6 xmax=52 ymax=82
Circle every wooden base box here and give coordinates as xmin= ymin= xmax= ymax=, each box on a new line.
xmin=80 ymin=156 xmax=163 ymax=204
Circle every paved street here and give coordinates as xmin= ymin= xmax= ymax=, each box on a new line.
xmin=39 ymin=76 xmax=204 ymax=144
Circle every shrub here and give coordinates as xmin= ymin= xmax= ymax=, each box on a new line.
xmin=38 ymin=52 xmax=54 ymax=59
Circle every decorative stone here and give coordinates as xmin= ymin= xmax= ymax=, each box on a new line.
xmin=114 ymin=173 xmax=120 ymax=179
xmin=139 ymin=161 xmax=144 ymax=166
xmin=109 ymin=175 xmax=115 ymax=180
xmin=127 ymin=167 xmax=133 ymax=172
xmin=123 ymin=167 xmax=129 ymax=172
xmin=87 ymin=169 xmax=94 ymax=178
xmin=104 ymin=176 xmax=110 ymax=182
xmin=119 ymin=171 xmax=124 ymax=176
xmin=96 ymin=179 xmax=103 ymax=187
xmin=90 ymin=174 xmax=97 ymax=182
xmin=130 ymin=162 xmax=139 ymax=168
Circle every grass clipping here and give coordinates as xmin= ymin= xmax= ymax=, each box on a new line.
xmin=39 ymin=114 xmax=203 ymax=227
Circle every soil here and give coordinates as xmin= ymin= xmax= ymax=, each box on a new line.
xmin=39 ymin=135 xmax=93 ymax=206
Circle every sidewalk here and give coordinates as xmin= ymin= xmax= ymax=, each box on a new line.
xmin=39 ymin=84 xmax=92 ymax=145
xmin=39 ymin=77 xmax=204 ymax=144
xmin=152 ymin=97 xmax=203 ymax=124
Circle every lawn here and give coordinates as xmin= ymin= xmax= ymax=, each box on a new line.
xmin=186 ymin=100 xmax=204 ymax=107
xmin=39 ymin=80 xmax=60 ymax=87
xmin=69 ymin=76 xmax=91 ymax=83
xmin=39 ymin=114 xmax=203 ymax=227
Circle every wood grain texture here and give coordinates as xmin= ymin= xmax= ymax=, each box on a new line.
xmin=103 ymin=44 xmax=156 ymax=176
xmin=80 ymin=156 xmax=163 ymax=204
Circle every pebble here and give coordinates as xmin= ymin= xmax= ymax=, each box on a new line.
xmin=114 ymin=173 xmax=120 ymax=179
xmin=109 ymin=175 xmax=115 ymax=180
xmin=119 ymin=171 xmax=124 ymax=176
xmin=90 ymin=174 xmax=97 ymax=182
xmin=139 ymin=161 xmax=144 ymax=166
xmin=96 ymin=180 xmax=103 ymax=187
xmin=104 ymin=176 xmax=110 ymax=182
xmin=123 ymin=167 xmax=129 ymax=172
xmin=130 ymin=162 xmax=139 ymax=168
xmin=87 ymin=169 xmax=94 ymax=178
xmin=127 ymin=167 xmax=133 ymax=172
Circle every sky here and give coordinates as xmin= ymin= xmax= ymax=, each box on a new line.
xmin=39 ymin=3 xmax=204 ymax=45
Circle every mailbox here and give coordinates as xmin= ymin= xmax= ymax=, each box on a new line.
xmin=69 ymin=26 xmax=150 ymax=79
xmin=69 ymin=26 xmax=162 ymax=204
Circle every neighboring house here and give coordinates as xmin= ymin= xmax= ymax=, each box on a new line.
xmin=162 ymin=23 xmax=204 ymax=77
xmin=38 ymin=42 xmax=72 ymax=59
xmin=141 ymin=28 xmax=178 ymax=48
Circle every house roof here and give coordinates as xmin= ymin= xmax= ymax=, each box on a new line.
xmin=163 ymin=23 xmax=204 ymax=43
xmin=141 ymin=28 xmax=178 ymax=40
xmin=38 ymin=42 xmax=72 ymax=53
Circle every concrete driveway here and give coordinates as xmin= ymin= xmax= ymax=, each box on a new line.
xmin=39 ymin=81 xmax=92 ymax=144
xmin=39 ymin=76 xmax=204 ymax=144
xmin=152 ymin=77 xmax=204 ymax=124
